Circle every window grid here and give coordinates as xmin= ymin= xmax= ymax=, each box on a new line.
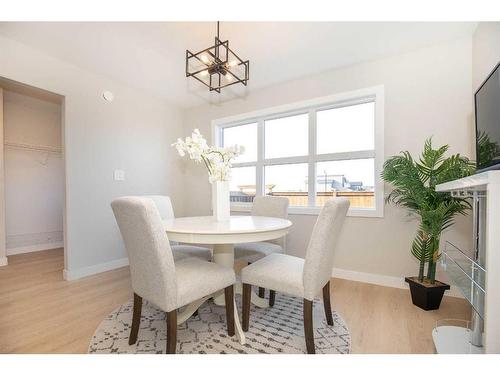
xmin=308 ymin=108 xmax=317 ymax=207
xmin=214 ymin=86 xmax=384 ymax=217
xmin=256 ymin=119 xmax=265 ymax=197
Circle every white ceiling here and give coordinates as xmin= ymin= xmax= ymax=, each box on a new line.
xmin=0 ymin=22 xmax=477 ymax=108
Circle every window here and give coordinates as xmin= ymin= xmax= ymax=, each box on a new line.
xmin=316 ymin=159 xmax=374 ymax=209
xmin=317 ymin=102 xmax=374 ymax=154
xmin=265 ymin=163 xmax=309 ymax=206
xmin=222 ymin=122 xmax=257 ymax=163
xmin=265 ymin=114 xmax=309 ymax=159
xmin=213 ymin=86 xmax=384 ymax=217
xmin=229 ymin=166 xmax=256 ymax=203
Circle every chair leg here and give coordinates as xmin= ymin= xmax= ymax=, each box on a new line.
xmin=303 ymin=299 xmax=315 ymax=354
xmin=242 ymin=283 xmax=252 ymax=332
xmin=322 ymin=281 xmax=334 ymax=326
xmin=258 ymin=287 xmax=265 ymax=298
xmin=166 ymin=310 xmax=177 ymax=354
xmin=224 ymin=285 xmax=235 ymax=336
xmin=269 ymin=290 xmax=276 ymax=307
xmin=129 ymin=293 xmax=142 ymax=345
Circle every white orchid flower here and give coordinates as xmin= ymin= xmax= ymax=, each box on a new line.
xmin=172 ymin=129 xmax=245 ymax=182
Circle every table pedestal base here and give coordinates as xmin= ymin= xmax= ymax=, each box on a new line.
xmin=234 ymin=281 xmax=269 ymax=308
xmin=178 ymin=291 xmax=246 ymax=345
xmin=212 ymin=244 xmax=234 ymax=305
xmin=176 ymin=243 xmax=272 ymax=346
xmin=212 ymin=244 xmax=270 ymax=308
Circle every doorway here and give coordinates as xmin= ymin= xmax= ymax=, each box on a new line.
xmin=0 ymin=77 xmax=65 ymax=269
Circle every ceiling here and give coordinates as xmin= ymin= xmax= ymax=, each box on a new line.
xmin=0 ymin=22 xmax=477 ymax=108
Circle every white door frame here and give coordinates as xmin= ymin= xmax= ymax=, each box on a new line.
xmin=0 ymin=87 xmax=7 ymax=266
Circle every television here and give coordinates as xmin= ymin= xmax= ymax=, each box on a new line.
xmin=475 ymin=61 xmax=500 ymax=172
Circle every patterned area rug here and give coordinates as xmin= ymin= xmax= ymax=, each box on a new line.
xmin=88 ymin=293 xmax=351 ymax=354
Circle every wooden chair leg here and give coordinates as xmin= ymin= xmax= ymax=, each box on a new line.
xmin=166 ymin=310 xmax=177 ymax=354
xmin=224 ymin=285 xmax=235 ymax=336
xmin=242 ymin=283 xmax=252 ymax=332
xmin=269 ymin=290 xmax=276 ymax=307
xmin=322 ymin=281 xmax=334 ymax=326
xmin=129 ymin=293 xmax=142 ymax=345
xmin=258 ymin=287 xmax=265 ymax=298
xmin=303 ymin=299 xmax=315 ymax=354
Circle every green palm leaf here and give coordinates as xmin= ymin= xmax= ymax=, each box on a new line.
xmin=381 ymin=137 xmax=474 ymax=283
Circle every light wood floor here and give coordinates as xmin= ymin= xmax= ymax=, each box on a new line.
xmin=0 ymin=248 xmax=471 ymax=354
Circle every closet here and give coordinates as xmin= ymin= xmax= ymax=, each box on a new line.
xmin=0 ymin=79 xmax=64 ymax=259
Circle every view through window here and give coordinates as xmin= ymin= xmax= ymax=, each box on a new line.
xmin=217 ymin=88 xmax=383 ymax=215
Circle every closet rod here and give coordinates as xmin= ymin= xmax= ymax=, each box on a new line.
xmin=4 ymin=141 xmax=63 ymax=154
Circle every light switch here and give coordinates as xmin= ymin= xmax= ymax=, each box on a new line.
xmin=114 ymin=169 xmax=125 ymax=181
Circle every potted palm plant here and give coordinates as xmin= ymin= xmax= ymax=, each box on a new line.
xmin=382 ymin=138 xmax=474 ymax=310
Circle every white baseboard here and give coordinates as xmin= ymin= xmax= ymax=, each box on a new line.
xmin=0 ymin=256 xmax=8 ymax=266
xmin=332 ymin=267 xmax=463 ymax=299
xmin=63 ymin=257 xmax=129 ymax=281
xmin=6 ymin=242 xmax=64 ymax=256
xmin=7 ymin=231 xmax=63 ymax=250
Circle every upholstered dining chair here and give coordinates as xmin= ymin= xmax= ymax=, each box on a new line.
xmin=145 ymin=195 xmax=212 ymax=262
xmin=111 ymin=196 xmax=236 ymax=354
xmin=241 ymin=198 xmax=349 ymax=354
xmin=234 ymin=195 xmax=289 ymax=305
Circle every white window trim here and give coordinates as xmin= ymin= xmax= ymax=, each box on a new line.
xmin=212 ymin=85 xmax=385 ymax=218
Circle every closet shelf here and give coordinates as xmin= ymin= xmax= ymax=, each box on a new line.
xmin=4 ymin=141 xmax=63 ymax=154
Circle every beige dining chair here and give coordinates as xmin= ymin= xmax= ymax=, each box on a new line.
xmin=241 ymin=198 xmax=349 ymax=354
xmin=111 ymin=196 xmax=236 ymax=354
xmin=234 ymin=195 xmax=289 ymax=305
xmin=145 ymin=195 xmax=212 ymax=262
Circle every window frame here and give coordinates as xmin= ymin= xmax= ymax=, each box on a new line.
xmin=212 ymin=85 xmax=385 ymax=218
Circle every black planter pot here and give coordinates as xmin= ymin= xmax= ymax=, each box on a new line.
xmin=405 ymin=276 xmax=450 ymax=311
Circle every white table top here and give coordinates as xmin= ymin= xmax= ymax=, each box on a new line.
xmin=163 ymin=215 xmax=292 ymax=244
xmin=164 ymin=215 xmax=292 ymax=234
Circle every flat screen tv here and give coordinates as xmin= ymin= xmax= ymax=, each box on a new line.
xmin=475 ymin=61 xmax=500 ymax=172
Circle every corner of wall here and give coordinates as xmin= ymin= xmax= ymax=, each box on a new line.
xmin=63 ymin=257 xmax=129 ymax=281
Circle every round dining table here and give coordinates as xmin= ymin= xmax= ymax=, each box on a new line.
xmin=163 ymin=215 xmax=292 ymax=344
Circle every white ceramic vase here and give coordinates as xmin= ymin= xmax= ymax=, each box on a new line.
xmin=212 ymin=180 xmax=230 ymax=222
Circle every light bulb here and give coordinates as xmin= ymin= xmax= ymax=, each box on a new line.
xmin=226 ymin=73 xmax=233 ymax=81
xmin=200 ymin=70 xmax=208 ymax=77
xmin=228 ymin=60 xmax=238 ymax=67
xmin=200 ymin=54 xmax=209 ymax=64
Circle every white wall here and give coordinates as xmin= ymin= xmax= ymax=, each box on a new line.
xmin=3 ymin=90 xmax=64 ymax=254
xmin=182 ymin=37 xmax=474 ymax=283
xmin=0 ymin=35 xmax=185 ymax=279
xmin=472 ymin=23 xmax=500 ymax=91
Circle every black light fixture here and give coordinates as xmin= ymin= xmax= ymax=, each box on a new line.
xmin=186 ymin=22 xmax=249 ymax=93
